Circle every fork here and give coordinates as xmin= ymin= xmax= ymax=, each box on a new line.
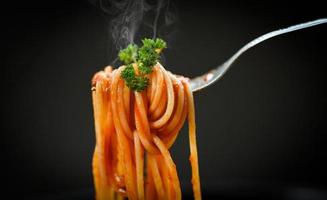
xmin=190 ymin=18 xmax=327 ymax=92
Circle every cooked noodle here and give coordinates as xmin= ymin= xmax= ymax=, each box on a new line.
xmin=91 ymin=63 xmax=201 ymax=200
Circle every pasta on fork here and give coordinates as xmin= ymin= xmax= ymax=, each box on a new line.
xmin=91 ymin=38 xmax=201 ymax=200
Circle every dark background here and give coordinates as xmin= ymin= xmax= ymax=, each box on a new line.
xmin=2 ymin=0 xmax=327 ymax=199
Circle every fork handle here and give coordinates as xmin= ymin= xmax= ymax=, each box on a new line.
xmin=191 ymin=18 xmax=327 ymax=92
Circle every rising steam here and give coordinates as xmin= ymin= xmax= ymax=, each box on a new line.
xmin=89 ymin=0 xmax=178 ymax=53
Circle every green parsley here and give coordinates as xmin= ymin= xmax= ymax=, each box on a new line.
xmin=118 ymin=44 xmax=138 ymax=64
xmin=138 ymin=45 xmax=158 ymax=73
xmin=118 ymin=38 xmax=166 ymax=92
xmin=138 ymin=62 xmax=153 ymax=75
xmin=121 ymin=64 xmax=135 ymax=81
xmin=142 ymin=38 xmax=167 ymax=50
xmin=121 ymin=64 xmax=149 ymax=91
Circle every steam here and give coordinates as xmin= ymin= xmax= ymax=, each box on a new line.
xmin=89 ymin=0 xmax=178 ymax=53
xmin=152 ymin=0 xmax=163 ymax=38
xmin=106 ymin=0 xmax=144 ymax=49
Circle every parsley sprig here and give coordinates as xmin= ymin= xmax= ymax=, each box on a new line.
xmin=118 ymin=38 xmax=166 ymax=92
xmin=121 ymin=64 xmax=149 ymax=92
xmin=118 ymin=44 xmax=138 ymax=64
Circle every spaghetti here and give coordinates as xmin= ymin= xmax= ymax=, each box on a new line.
xmin=91 ymin=63 xmax=201 ymax=200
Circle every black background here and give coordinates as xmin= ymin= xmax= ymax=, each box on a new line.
xmin=2 ymin=0 xmax=327 ymax=199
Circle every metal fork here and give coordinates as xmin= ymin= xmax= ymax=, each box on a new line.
xmin=190 ymin=18 xmax=327 ymax=92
